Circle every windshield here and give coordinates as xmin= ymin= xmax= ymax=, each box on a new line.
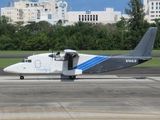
xmin=22 ymin=58 xmax=32 ymax=63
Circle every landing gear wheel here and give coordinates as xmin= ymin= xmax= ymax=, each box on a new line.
xmin=20 ymin=76 xmax=24 ymax=80
xmin=69 ymin=76 xmax=76 ymax=79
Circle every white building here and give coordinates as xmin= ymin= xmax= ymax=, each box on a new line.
xmin=56 ymin=1 xmax=67 ymax=20
xmin=1 ymin=0 xmax=131 ymax=26
xmin=66 ymin=8 xmax=122 ymax=25
xmin=1 ymin=0 xmax=67 ymax=25
xmin=144 ymin=0 xmax=160 ymax=23
xmin=1 ymin=7 xmax=18 ymax=22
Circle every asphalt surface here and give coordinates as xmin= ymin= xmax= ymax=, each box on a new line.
xmin=0 ymin=75 xmax=160 ymax=120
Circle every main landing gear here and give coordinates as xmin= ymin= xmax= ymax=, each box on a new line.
xmin=69 ymin=76 xmax=76 ymax=79
xmin=20 ymin=76 xmax=24 ymax=80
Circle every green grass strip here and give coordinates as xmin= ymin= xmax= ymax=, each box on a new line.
xmin=136 ymin=58 xmax=160 ymax=67
xmin=0 ymin=58 xmax=22 ymax=68
xmin=0 ymin=50 xmax=160 ymax=55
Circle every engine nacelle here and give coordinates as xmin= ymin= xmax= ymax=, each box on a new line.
xmin=55 ymin=57 xmax=64 ymax=61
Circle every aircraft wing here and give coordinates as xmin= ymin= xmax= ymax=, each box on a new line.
xmin=64 ymin=49 xmax=79 ymax=57
xmin=49 ymin=49 xmax=79 ymax=61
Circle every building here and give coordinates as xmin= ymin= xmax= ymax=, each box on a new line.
xmin=65 ymin=8 xmax=122 ymax=25
xmin=1 ymin=0 xmax=130 ymax=26
xmin=144 ymin=0 xmax=160 ymax=23
xmin=56 ymin=0 xmax=67 ymax=20
xmin=1 ymin=0 xmax=67 ymax=25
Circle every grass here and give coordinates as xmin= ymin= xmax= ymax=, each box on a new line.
xmin=0 ymin=51 xmax=49 ymax=55
xmin=136 ymin=58 xmax=160 ymax=67
xmin=0 ymin=58 xmax=22 ymax=68
xmin=0 ymin=50 xmax=160 ymax=55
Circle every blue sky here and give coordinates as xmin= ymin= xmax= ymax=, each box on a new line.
xmin=67 ymin=0 xmax=130 ymax=12
xmin=0 ymin=0 xmax=130 ymax=13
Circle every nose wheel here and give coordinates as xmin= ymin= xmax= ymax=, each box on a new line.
xmin=20 ymin=76 xmax=24 ymax=80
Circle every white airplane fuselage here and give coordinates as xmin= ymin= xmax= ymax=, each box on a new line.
xmin=4 ymin=53 xmax=98 ymax=75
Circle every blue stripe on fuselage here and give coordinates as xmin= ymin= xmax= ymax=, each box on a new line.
xmin=74 ymin=56 xmax=110 ymax=71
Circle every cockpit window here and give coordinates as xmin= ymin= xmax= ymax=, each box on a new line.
xmin=22 ymin=59 xmax=32 ymax=63
xmin=28 ymin=60 xmax=32 ymax=63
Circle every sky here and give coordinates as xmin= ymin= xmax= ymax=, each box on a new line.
xmin=0 ymin=0 xmax=131 ymax=13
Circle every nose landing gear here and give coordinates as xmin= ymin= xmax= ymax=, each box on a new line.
xmin=20 ymin=76 xmax=24 ymax=80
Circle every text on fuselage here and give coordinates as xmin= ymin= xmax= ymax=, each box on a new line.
xmin=126 ymin=59 xmax=137 ymax=63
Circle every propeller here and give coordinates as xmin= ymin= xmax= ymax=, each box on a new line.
xmin=48 ymin=48 xmax=54 ymax=59
xmin=48 ymin=48 xmax=64 ymax=61
xmin=48 ymin=50 xmax=61 ymax=61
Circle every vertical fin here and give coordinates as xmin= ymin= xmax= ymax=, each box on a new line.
xmin=126 ymin=27 xmax=157 ymax=57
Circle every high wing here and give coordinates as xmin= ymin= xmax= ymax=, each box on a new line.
xmin=49 ymin=49 xmax=79 ymax=70
xmin=64 ymin=49 xmax=79 ymax=57
xmin=62 ymin=49 xmax=81 ymax=77
xmin=49 ymin=49 xmax=79 ymax=61
xmin=63 ymin=49 xmax=79 ymax=70
xmin=49 ymin=49 xmax=81 ymax=77
xmin=64 ymin=49 xmax=79 ymax=61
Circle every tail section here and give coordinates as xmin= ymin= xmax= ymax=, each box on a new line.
xmin=126 ymin=27 xmax=157 ymax=57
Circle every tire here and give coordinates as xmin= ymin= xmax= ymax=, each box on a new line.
xmin=69 ymin=76 xmax=76 ymax=79
xmin=20 ymin=76 xmax=24 ymax=80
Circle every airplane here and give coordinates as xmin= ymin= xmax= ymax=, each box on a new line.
xmin=3 ymin=27 xmax=157 ymax=80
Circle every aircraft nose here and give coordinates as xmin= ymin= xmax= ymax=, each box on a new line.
xmin=3 ymin=65 xmax=18 ymax=73
xmin=4 ymin=66 xmax=13 ymax=73
xmin=3 ymin=68 xmax=7 ymax=72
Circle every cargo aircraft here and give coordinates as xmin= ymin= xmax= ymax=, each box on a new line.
xmin=4 ymin=27 xmax=157 ymax=80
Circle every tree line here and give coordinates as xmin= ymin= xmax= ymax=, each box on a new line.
xmin=0 ymin=0 xmax=160 ymax=51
